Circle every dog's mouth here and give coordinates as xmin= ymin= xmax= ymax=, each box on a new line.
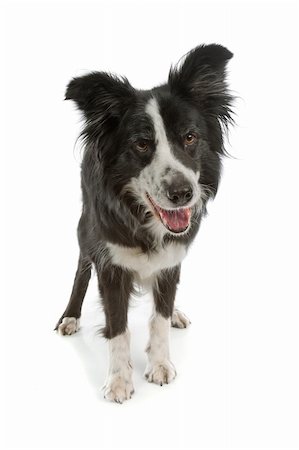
xmin=146 ymin=193 xmax=191 ymax=234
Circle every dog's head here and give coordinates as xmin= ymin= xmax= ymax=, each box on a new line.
xmin=66 ymin=44 xmax=234 ymax=239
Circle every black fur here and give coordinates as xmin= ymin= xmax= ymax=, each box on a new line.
xmin=55 ymin=44 xmax=234 ymax=340
xmin=153 ymin=267 xmax=181 ymax=318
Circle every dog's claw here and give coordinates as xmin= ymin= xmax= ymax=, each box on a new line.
xmin=145 ymin=361 xmax=176 ymax=386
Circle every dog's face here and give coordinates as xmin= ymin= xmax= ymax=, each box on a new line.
xmin=119 ymin=96 xmax=204 ymax=236
xmin=66 ymin=44 xmax=233 ymax=238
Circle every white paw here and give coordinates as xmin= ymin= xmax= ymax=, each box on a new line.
xmin=104 ymin=374 xmax=134 ymax=404
xmin=171 ymin=309 xmax=191 ymax=329
xmin=145 ymin=360 xmax=177 ymax=385
xmin=58 ymin=317 xmax=80 ymax=336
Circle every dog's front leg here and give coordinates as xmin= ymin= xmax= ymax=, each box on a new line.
xmin=98 ymin=265 xmax=134 ymax=403
xmin=145 ymin=266 xmax=180 ymax=385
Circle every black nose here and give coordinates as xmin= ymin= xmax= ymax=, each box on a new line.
xmin=167 ymin=183 xmax=193 ymax=206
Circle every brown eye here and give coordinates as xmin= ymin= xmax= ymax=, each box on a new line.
xmin=135 ymin=140 xmax=148 ymax=152
xmin=184 ymin=132 xmax=198 ymax=146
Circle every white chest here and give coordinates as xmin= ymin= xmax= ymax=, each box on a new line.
xmin=107 ymin=242 xmax=187 ymax=280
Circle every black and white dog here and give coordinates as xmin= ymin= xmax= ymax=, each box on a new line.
xmin=55 ymin=44 xmax=234 ymax=403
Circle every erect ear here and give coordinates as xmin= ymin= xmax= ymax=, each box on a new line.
xmin=168 ymin=44 xmax=234 ymax=124
xmin=65 ymin=72 xmax=135 ymax=120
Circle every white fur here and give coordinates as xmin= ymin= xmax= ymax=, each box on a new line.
xmin=171 ymin=308 xmax=191 ymax=328
xmin=107 ymin=241 xmax=187 ymax=280
xmin=58 ymin=317 xmax=80 ymax=335
xmin=145 ymin=98 xmax=200 ymax=199
xmin=145 ymin=313 xmax=176 ymax=385
xmin=130 ymin=97 xmax=201 ymax=210
xmin=103 ymin=329 xmax=134 ymax=403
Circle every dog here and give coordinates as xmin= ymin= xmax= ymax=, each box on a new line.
xmin=55 ymin=44 xmax=234 ymax=403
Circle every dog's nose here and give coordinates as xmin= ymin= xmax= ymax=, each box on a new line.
xmin=167 ymin=182 xmax=193 ymax=206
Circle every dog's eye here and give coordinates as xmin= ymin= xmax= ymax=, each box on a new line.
xmin=184 ymin=132 xmax=198 ymax=146
xmin=135 ymin=140 xmax=149 ymax=152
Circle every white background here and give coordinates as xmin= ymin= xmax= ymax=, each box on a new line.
xmin=2 ymin=1 xmax=299 ymax=449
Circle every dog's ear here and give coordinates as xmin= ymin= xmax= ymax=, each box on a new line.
xmin=168 ymin=44 xmax=233 ymax=124
xmin=65 ymin=72 xmax=135 ymax=120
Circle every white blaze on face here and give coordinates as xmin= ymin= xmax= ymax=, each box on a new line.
xmin=132 ymin=97 xmax=200 ymax=208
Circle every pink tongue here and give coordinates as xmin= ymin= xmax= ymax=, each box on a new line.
xmin=159 ymin=208 xmax=191 ymax=232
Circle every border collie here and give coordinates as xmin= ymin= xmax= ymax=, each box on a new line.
xmin=55 ymin=44 xmax=234 ymax=403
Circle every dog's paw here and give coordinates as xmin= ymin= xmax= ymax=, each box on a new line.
xmin=104 ymin=375 xmax=134 ymax=404
xmin=145 ymin=360 xmax=177 ymax=385
xmin=57 ymin=317 xmax=80 ymax=336
xmin=171 ymin=309 xmax=191 ymax=329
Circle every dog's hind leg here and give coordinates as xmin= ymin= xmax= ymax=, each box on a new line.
xmin=171 ymin=308 xmax=191 ymax=329
xmin=55 ymin=255 xmax=92 ymax=335
xmin=168 ymin=265 xmax=191 ymax=328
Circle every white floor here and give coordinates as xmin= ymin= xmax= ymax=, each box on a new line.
xmin=4 ymin=205 xmax=299 ymax=449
